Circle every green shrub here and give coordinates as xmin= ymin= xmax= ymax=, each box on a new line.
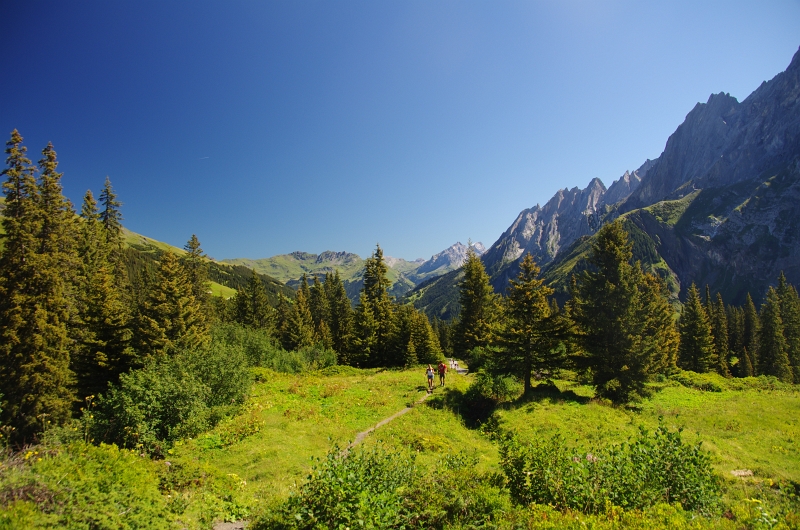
xmin=671 ymin=370 xmax=727 ymax=392
xmin=211 ymin=322 xmax=280 ymax=367
xmin=0 ymin=442 xmax=172 ymax=529
xmin=499 ymin=424 xmax=720 ymax=515
xmin=183 ymin=341 xmax=252 ymax=408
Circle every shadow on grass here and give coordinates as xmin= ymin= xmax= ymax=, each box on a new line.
xmin=424 ymin=380 xmax=591 ymax=430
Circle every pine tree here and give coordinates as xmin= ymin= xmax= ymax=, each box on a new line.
xmin=726 ymin=305 xmax=746 ymax=376
xmin=453 ymin=245 xmax=498 ymax=358
xmin=285 ymin=284 xmax=314 ymax=351
xmin=136 ymin=251 xmax=210 ymax=356
xmin=570 ymin=221 xmax=672 ymax=403
xmin=678 ymin=283 xmax=717 ymax=373
xmin=99 ymin=176 xmax=123 ymax=246
xmin=73 ymin=190 xmax=135 ymax=400
xmin=391 ymin=305 xmax=441 ymax=367
xmin=758 ymin=287 xmax=792 ymax=382
xmin=325 ymin=271 xmax=353 ymax=361
xmin=354 ymin=245 xmax=395 ymax=366
xmin=309 ymin=275 xmax=331 ymax=344
xmin=739 ymin=347 xmax=755 ymax=377
xmin=638 ymin=272 xmax=680 ymax=375
xmin=743 ymin=294 xmax=760 ymax=374
xmin=498 ymin=253 xmax=566 ymax=393
xmin=233 ymin=270 xmax=274 ymax=331
xmin=710 ymin=293 xmax=731 ymax=377
xmin=182 ymin=234 xmax=212 ymax=320
xmin=776 ymin=272 xmax=800 ymax=383
xmin=351 ymin=291 xmax=377 ymax=367
xmin=0 ymin=133 xmax=75 ymax=441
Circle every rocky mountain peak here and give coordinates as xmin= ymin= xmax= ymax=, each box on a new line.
xmin=415 ymin=241 xmax=485 ymax=275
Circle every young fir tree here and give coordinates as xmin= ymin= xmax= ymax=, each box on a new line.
xmin=182 ymin=235 xmax=212 ymax=320
xmin=391 ymin=305 xmax=441 ymax=367
xmin=354 ymin=245 xmax=395 ymax=366
xmin=234 ymin=270 xmax=274 ymax=331
xmin=726 ymin=305 xmax=745 ymax=376
xmin=638 ymin=272 xmax=680 ymax=375
xmin=73 ymin=190 xmax=135 ymax=400
xmin=309 ymin=275 xmax=332 ymax=345
xmin=324 ymin=271 xmax=353 ymax=361
xmin=570 ymin=221 xmax=672 ymax=403
xmin=758 ymin=287 xmax=792 ymax=383
xmin=136 ymin=251 xmax=210 ymax=357
xmin=351 ymin=291 xmax=377 ymax=367
xmin=709 ymin=293 xmax=731 ymax=376
xmin=453 ymin=245 xmax=499 ymax=359
xmin=498 ymin=253 xmax=566 ymax=393
xmin=678 ymin=283 xmax=718 ymax=373
xmin=743 ymin=293 xmax=760 ymax=374
xmin=0 ymin=132 xmax=75 ymax=441
xmin=285 ymin=284 xmax=314 ymax=351
xmin=776 ymin=272 xmax=800 ymax=383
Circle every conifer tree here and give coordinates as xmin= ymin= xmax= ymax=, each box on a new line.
xmin=99 ymin=176 xmax=123 ymax=245
xmin=391 ymin=305 xmax=441 ymax=367
xmin=758 ymin=287 xmax=792 ymax=382
xmin=354 ymin=245 xmax=395 ymax=366
xmin=351 ymin=291 xmax=377 ymax=367
xmin=743 ymin=294 xmax=760 ymax=374
xmin=309 ymin=275 xmax=331 ymax=344
xmin=0 ymin=132 xmax=75 ymax=441
xmin=285 ymin=284 xmax=314 ymax=351
xmin=453 ymin=245 xmax=499 ymax=358
xmin=678 ymin=283 xmax=717 ymax=373
xmin=136 ymin=251 xmax=210 ymax=356
xmin=182 ymin=235 xmax=212 ymax=319
xmin=234 ymin=271 xmax=274 ymax=331
xmin=739 ymin=347 xmax=755 ymax=377
xmin=325 ymin=271 xmax=353 ymax=361
xmin=776 ymin=272 xmax=800 ymax=383
xmin=726 ymin=305 xmax=745 ymax=376
xmin=638 ymin=272 xmax=680 ymax=374
xmin=73 ymin=190 xmax=135 ymax=400
xmin=276 ymin=293 xmax=292 ymax=350
xmin=498 ymin=253 xmax=566 ymax=393
xmin=710 ymin=293 xmax=731 ymax=376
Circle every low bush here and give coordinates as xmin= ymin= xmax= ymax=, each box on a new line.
xmin=499 ymin=424 xmax=720 ymax=515
xmin=671 ymin=370 xmax=727 ymax=392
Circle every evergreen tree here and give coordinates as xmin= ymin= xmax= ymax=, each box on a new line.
xmin=73 ymin=190 xmax=135 ymax=400
xmin=309 ymin=275 xmax=331 ymax=344
xmin=99 ymin=176 xmax=123 ymax=247
xmin=710 ymin=293 xmax=731 ymax=377
xmin=325 ymin=271 xmax=353 ymax=361
xmin=678 ymin=283 xmax=717 ymax=373
xmin=453 ymin=245 xmax=499 ymax=358
xmin=233 ymin=270 xmax=274 ymax=331
xmin=776 ymin=272 xmax=800 ymax=383
xmin=570 ymin=221 xmax=672 ymax=403
xmin=739 ymin=347 xmax=755 ymax=378
xmin=354 ymin=245 xmax=395 ymax=366
xmin=638 ymin=272 xmax=680 ymax=375
xmin=743 ymin=294 xmax=760 ymax=374
xmin=726 ymin=305 xmax=746 ymax=376
xmin=351 ymin=291 xmax=377 ymax=367
xmin=182 ymin=234 xmax=212 ymax=320
xmin=498 ymin=253 xmax=566 ymax=393
xmin=0 ymin=132 xmax=75 ymax=441
xmin=285 ymin=284 xmax=314 ymax=351
xmin=136 ymin=251 xmax=210 ymax=356
xmin=391 ymin=305 xmax=441 ymax=367
xmin=758 ymin=287 xmax=792 ymax=382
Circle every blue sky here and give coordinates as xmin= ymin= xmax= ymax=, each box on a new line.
xmin=2 ymin=1 xmax=799 ymax=261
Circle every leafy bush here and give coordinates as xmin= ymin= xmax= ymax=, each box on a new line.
xmin=671 ymin=370 xmax=727 ymax=392
xmin=258 ymin=444 xmax=417 ymax=529
xmin=0 ymin=442 xmax=172 ymax=528
xmin=499 ymin=424 xmax=720 ymax=515
xmin=211 ymin=323 xmax=283 ymax=367
xmin=183 ymin=341 xmax=252 ymax=408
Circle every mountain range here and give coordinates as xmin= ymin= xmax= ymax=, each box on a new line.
xmin=223 ymin=241 xmax=486 ymax=303
xmin=407 ymin=46 xmax=800 ymax=320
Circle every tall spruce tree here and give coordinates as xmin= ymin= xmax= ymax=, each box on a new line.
xmin=498 ymin=253 xmax=566 ymax=393
xmin=353 ymin=245 xmax=395 ymax=366
xmin=776 ymin=272 xmax=800 ymax=383
xmin=74 ymin=190 xmax=135 ymax=400
xmin=351 ymin=291 xmax=377 ymax=367
xmin=136 ymin=251 xmax=210 ymax=356
xmin=726 ymin=305 xmax=746 ymax=375
xmin=182 ymin=235 xmax=212 ymax=320
xmin=0 ymin=132 xmax=75 ymax=441
xmin=743 ymin=294 xmax=760 ymax=374
xmin=324 ymin=271 xmax=353 ymax=361
xmin=710 ymin=293 xmax=731 ymax=376
xmin=570 ymin=221 xmax=672 ymax=403
xmin=233 ymin=271 xmax=274 ymax=331
xmin=285 ymin=284 xmax=314 ymax=351
xmin=638 ymin=272 xmax=680 ymax=374
xmin=453 ymin=245 xmax=498 ymax=358
xmin=758 ymin=287 xmax=792 ymax=382
xmin=678 ymin=283 xmax=717 ymax=373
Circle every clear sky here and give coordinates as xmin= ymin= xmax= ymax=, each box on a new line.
xmin=2 ymin=1 xmax=799 ymax=261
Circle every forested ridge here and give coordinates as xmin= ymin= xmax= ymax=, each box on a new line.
xmin=2 ymin=130 xmax=800 ymax=528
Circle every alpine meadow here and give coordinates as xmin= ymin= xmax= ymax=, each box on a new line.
xmin=2 ymin=5 xmax=800 ymax=530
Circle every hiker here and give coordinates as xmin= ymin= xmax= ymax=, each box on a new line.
xmin=426 ymin=364 xmax=435 ymax=391
xmin=438 ymin=361 xmax=447 ymax=387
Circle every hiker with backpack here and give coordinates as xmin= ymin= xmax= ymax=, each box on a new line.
xmin=437 ymin=361 xmax=447 ymax=387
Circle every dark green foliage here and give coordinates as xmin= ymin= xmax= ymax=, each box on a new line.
xmin=135 ymin=251 xmax=210 ymax=357
xmin=709 ymin=293 xmax=731 ymax=376
xmin=282 ymin=278 xmax=315 ymax=351
xmin=570 ymin=221 xmax=676 ymax=403
xmin=777 ymin=272 xmax=800 ymax=383
xmin=233 ymin=269 xmax=276 ymax=332
xmin=678 ymin=284 xmax=718 ymax=373
xmin=498 ymin=425 xmax=720 ymax=514
xmin=453 ymin=245 xmax=499 ymax=358
xmin=324 ymin=271 xmax=353 ymax=361
xmin=92 ymin=340 xmax=250 ymax=456
xmin=758 ymin=287 xmax=793 ymax=382
xmin=498 ymin=253 xmax=567 ymax=393
xmin=743 ymin=294 xmax=760 ymax=374
xmin=358 ymin=245 xmax=396 ymax=366
xmin=0 ymin=132 xmax=75 ymax=442
xmin=182 ymin=234 xmax=212 ymax=319
xmin=391 ymin=304 xmax=441 ymax=366
xmin=98 ymin=176 xmax=123 ymax=250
